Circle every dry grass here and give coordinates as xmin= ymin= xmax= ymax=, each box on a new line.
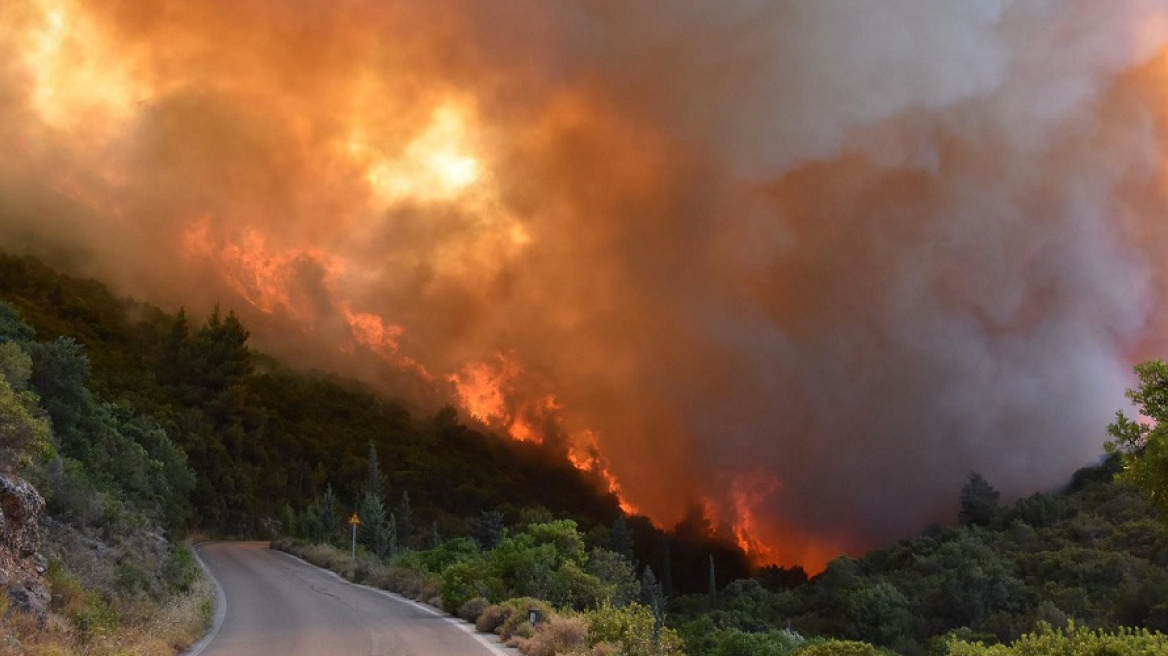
xmin=522 ymin=614 xmax=589 ymax=656
xmin=476 ymin=603 xmax=511 ymax=633
xmin=0 ymin=572 xmax=213 ymax=656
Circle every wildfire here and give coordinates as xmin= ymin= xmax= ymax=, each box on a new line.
xmin=449 ymin=355 xmax=639 ymax=513
xmin=567 ymin=430 xmax=640 ymax=515
xmin=3 ymin=0 xmax=855 ymax=576
xmin=448 ymin=355 xmax=521 ymax=430
xmin=729 ymin=469 xmax=782 ymax=567
xmin=339 ymin=303 xmax=404 ymax=355
xmin=181 ymin=221 xmax=340 ymax=322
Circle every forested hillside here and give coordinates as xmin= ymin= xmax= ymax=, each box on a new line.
xmin=6 ymin=250 xmax=1168 ymax=656
xmin=0 ymin=252 xmax=620 ymax=529
xmin=667 ymin=458 xmax=1168 ymax=655
xmin=0 ymin=251 xmax=751 ymax=587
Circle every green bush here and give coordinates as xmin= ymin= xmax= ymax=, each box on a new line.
xmin=711 ymin=628 xmax=805 ymax=656
xmin=46 ymin=561 xmax=120 ymax=637
xmin=442 ymin=558 xmax=502 ymax=611
xmin=496 ymin=597 xmax=556 ymax=640
xmin=793 ymin=639 xmax=890 ymax=655
xmin=945 ymin=621 xmax=1168 ymax=655
xmin=586 ymin=601 xmax=685 ymax=656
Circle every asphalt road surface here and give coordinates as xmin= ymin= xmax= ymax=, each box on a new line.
xmin=189 ymin=542 xmax=509 ymax=656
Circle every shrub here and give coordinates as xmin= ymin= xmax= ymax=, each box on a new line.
xmin=442 ymin=558 xmax=501 ymax=611
xmin=585 ymin=601 xmax=685 ymax=656
xmin=546 ymin=560 xmax=609 ymax=610
xmin=524 ymin=613 xmax=589 ymax=656
xmin=794 ymin=639 xmax=890 ymax=656
xmin=421 ymin=537 xmax=480 ymax=573
xmin=497 ymin=597 xmax=555 ymax=640
xmin=477 ymin=604 xmax=511 ymax=633
xmin=945 ymin=621 xmax=1168 ymax=655
xmin=713 ymin=628 xmax=805 ymax=656
xmin=460 ymin=597 xmax=491 ymax=623
xmin=46 ymin=560 xmax=120 ymax=637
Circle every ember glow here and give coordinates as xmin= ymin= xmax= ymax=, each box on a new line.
xmin=5 ymin=1 xmax=1168 ymax=571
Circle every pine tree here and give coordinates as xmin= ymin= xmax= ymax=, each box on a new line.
xmin=358 ymin=443 xmax=390 ymax=554
xmin=641 ymin=565 xmax=665 ymax=646
xmin=386 ymin=513 xmax=399 ymax=558
xmin=475 ymin=509 xmax=505 ymax=550
xmin=662 ymin=535 xmax=673 ymax=596
xmin=320 ymin=484 xmax=341 ymax=545
xmin=958 ymin=472 xmax=1001 ymax=527
xmin=708 ymin=554 xmax=717 ymax=609
xmin=610 ymin=515 xmax=635 ymax=563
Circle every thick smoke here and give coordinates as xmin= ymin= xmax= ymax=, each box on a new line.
xmin=3 ymin=0 xmax=1168 ymax=568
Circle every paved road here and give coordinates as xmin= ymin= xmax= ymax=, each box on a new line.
xmin=190 ymin=542 xmax=507 ymax=656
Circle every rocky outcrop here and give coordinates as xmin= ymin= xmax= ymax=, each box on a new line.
xmin=0 ymin=472 xmax=49 ymax=624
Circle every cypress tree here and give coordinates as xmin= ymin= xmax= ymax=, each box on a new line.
xmin=662 ymin=535 xmax=673 ymax=596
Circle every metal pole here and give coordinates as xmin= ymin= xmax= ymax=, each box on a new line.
xmin=351 ymin=523 xmax=356 ymax=560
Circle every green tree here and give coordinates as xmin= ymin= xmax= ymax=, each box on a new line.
xmin=844 ymin=581 xmax=914 ymax=646
xmin=318 ymin=484 xmax=341 ymax=544
xmin=641 ymin=565 xmax=666 ymax=644
xmin=1107 ymin=360 xmax=1168 ymax=514
xmin=586 ymin=547 xmax=641 ymax=607
xmin=475 ymin=509 xmax=505 ymax=550
xmin=611 ymin=515 xmax=636 ymax=562
xmin=0 ymin=356 xmax=52 ymax=470
xmin=0 ymin=302 xmax=35 ymax=343
xmin=358 ymin=443 xmax=393 ymax=556
xmin=396 ymin=490 xmax=413 ymax=549
xmin=959 ymin=472 xmax=1001 ymax=527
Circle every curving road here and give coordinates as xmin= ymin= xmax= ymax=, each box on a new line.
xmin=188 ymin=542 xmax=510 ymax=656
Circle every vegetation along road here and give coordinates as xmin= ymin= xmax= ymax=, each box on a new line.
xmin=190 ymin=542 xmax=510 ymax=656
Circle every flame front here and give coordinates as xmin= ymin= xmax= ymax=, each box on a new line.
xmin=729 ymin=470 xmax=781 ymax=567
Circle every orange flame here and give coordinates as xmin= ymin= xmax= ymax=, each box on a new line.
xmin=449 ymin=354 xmax=639 ymax=513
xmin=181 ymin=221 xmax=339 ymax=322
xmin=448 ymin=355 xmax=523 ymax=431
xmin=567 ymin=430 xmax=640 ymax=515
xmin=729 ymin=469 xmax=782 ymax=567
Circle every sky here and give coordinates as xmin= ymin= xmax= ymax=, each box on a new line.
xmin=3 ymin=0 xmax=1168 ymax=570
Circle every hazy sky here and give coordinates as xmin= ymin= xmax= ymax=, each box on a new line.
xmin=3 ymin=0 xmax=1168 ymax=569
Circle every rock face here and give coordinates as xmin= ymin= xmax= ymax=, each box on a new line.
xmin=0 ymin=472 xmax=49 ymax=624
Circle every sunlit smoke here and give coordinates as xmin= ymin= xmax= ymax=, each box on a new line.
xmin=4 ymin=0 xmax=1168 ymax=570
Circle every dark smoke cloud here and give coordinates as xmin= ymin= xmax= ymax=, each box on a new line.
xmin=3 ymin=0 xmax=1168 ymax=567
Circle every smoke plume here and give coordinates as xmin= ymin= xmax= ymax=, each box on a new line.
xmin=4 ymin=0 xmax=1168 ymax=569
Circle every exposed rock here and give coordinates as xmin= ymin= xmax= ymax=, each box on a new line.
xmin=0 ymin=473 xmax=48 ymax=625
xmin=7 ymin=577 xmax=50 ymax=623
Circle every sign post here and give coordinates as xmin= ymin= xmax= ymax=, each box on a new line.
xmin=349 ymin=512 xmax=361 ymax=560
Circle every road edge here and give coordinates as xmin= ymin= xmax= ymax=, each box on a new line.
xmin=180 ymin=542 xmax=229 ymax=656
xmin=269 ymin=547 xmax=519 ymax=656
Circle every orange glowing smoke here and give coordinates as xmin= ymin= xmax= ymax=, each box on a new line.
xmin=0 ymin=0 xmax=837 ymax=571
